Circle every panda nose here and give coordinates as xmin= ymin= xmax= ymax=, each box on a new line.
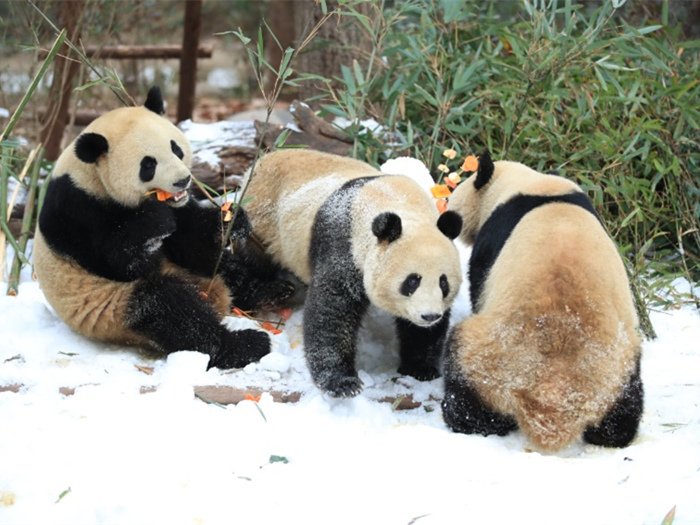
xmin=421 ymin=313 xmax=442 ymax=324
xmin=173 ymin=175 xmax=191 ymax=189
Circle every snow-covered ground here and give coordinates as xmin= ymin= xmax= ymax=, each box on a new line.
xmin=1 ymin=243 xmax=699 ymax=525
xmin=1 ymin=121 xmax=699 ymax=525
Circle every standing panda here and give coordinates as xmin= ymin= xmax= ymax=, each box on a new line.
xmin=33 ymin=86 xmax=293 ymax=369
xmin=243 ymin=149 xmax=464 ymax=398
xmin=442 ymin=151 xmax=643 ymax=451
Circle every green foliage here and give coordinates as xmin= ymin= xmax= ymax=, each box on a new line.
xmin=310 ymin=0 xmax=700 ymax=312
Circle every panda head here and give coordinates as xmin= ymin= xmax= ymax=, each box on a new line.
xmin=69 ymin=86 xmax=193 ymax=208
xmin=448 ymin=150 xmax=582 ymax=245
xmin=364 ymin=209 xmax=463 ymax=327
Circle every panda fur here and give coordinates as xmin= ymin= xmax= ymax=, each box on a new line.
xmin=243 ymin=149 xmax=463 ymax=397
xmin=33 ymin=86 xmax=294 ymax=369
xmin=441 ymin=151 xmax=643 ymax=451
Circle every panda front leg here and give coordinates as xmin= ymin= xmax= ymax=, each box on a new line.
xmin=441 ymin=335 xmax=518 ymax=436
xmin=303 ymin=278 xmax=369 ymax=398
xmin=583 ymin=355 xmax=644 ymax=447
xmin=127 ymin=275 xmax=270 ymax=369
xmin=395 ymin=311 xmax=451 ymax=381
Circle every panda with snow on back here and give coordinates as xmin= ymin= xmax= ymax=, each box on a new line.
xmin=33 ymin=86 xmax=294 ymax=369
xmin=243 ymin=149 xmax=464 ymax=398
xmin=442 ymin=151 xmax=644 ymax=451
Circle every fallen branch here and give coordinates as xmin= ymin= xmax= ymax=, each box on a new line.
xmin=0 ymin=383 xmax=429 ymax=410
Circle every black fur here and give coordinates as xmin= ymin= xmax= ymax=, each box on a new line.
xmin=442 ymin=331 xmax=518 ymax=436
xmin=306 ymin=178 xmax=371 ymax=397
xmin=162 ymin=200 xmax=295 ymax=311
xmin=395 ymin=310 xmax=451 ymax=381
xmin=469 ymin=191 xmax=600 ymax=312
xmin=304 ymin=177 xmax=454 ymax=397
xmin=144 ymin=86 xmax=165 ymax=115
xmin=584 ymin=354 xmax=644 ymax=447
xmin=39 ymin=174 xmax=293 ymax=367
xmin=372 ymin=212 xmax=402 ymax=243
xmin=473 ymin=150 xmax=495 ymax=190
xmin=437 ymin=210 xmax=462 ymax=240
xmin=139 ymin=156 xmax=157 ymax=182
xmin=40 ymin=175 xmax=174 ymax=282
xmin=126 ymin=274 xmax=269 ymax=369
xmin=75 ymin=133 xmax=108 ymax=164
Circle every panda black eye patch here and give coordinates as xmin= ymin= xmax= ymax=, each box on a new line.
xmin=440 ymin=274 xmax=449 ymax=298
xmin=400 ymin=273 xmax=421 ymax=296
xmin=139 ymin=156 xmax=157 ymax=182
xmin=171 ymin=140 xmax=184 ymax=160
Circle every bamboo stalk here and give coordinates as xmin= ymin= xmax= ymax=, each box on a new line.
xmin=6 ymin=148 xmax=43 ymax=296
xmin=0 ymin=30 xmax=66 ymax=143
xmin=0 ymin=156 xmax=8 ymax=283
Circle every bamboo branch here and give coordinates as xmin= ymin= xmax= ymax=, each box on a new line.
xmin=6 ymin=147 xmax=43 ymax=296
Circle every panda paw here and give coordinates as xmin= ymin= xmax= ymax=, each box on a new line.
xmin=398 ymin=362 xmax=441 ymax=382
xmin=208 ymin=329 xmax=271 ymax=370
xmin=319 ymin=375 xmax=363 ymax=398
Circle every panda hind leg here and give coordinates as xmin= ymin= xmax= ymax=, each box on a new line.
xmin=583 ymin=355 xmax=644 ymax=448
xmin=220 ymin=244 xmax=296 ymax=312
xmin=442 ymin=342 xmax=517 ymax=437
xmin=127 ymin=276 xmax=270 ymax=369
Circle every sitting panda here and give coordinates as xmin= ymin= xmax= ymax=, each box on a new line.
xmin=441 ymin=151 xmax=644 ymax=451
xmin=243 ymin=149 xmax=464 ymax=397
xmin=33 ymin=86 xmax=294 ymax=369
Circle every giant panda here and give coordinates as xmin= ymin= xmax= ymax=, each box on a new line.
xmin=243 ymin=149 xmax=464 ymax=398
xmin=33 ymin=86 xmax=294 ymax=369
xmin=441 ymin=151 xmax=644 ymax=451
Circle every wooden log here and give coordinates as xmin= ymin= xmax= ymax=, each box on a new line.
xmin=177 ymin=0 xmax=204 ymax=123
xmin=38 ymin=44 xmax=213 ymax=60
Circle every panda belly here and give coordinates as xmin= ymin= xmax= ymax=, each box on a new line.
xmin=33 ymin=231 xmax=146 ymax=346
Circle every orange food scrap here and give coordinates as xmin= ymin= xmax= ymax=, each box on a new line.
xmin=430 ymin=184 xmax=452 ymax=199
xmin=437 ymin=164 xmax=450 ymax=174
xmin=232 ymin=307 xmax=245 ymax=317
xmin=221 ymin=201 xmax=233 ymax=212
xmin=278 ymin=308 xmax=293 ymax=321
xmin=261 ymin=322 xmax=283 ymax=335
xmin=244 ymin=393 xmax=262 ymax=402
xmin=156 ymin=189 xmax=174 ymax=201
xmin=461 ymin=155 xmax=479 ymax=172
xmin=436 ymin=198 xmax=449 ymax=214
xmin=223 ymin=210 xmax=233 ymax=222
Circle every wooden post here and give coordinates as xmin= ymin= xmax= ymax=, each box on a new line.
xmin=177 ymin=0 xmax=203 ymax=123
xmin=39 ymin=0 xmax=85 ymax=161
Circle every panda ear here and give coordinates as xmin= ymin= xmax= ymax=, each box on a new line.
xmin=75 ymin=132 xmax=109 ymax=164
xmin=437 ymin=210 xmax=462 ymax=240
xmin=144 ymin=86 xmax=165 ymax=115
xmin=372 ymin=212 xmax=402 ymax=243
xmin=474 ymin=150 xmax=495 ymax=190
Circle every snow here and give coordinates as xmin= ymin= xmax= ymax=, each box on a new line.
xmin=1 ymin=125 xmax=699 ymax=525
xmin=2 ymin=243 xmax=699 ymax=525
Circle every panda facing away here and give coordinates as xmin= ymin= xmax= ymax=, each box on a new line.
xmin=441 ymin=151 xmax=643 ymax=451
xmin=33 ymin=86 xmax=294 ymax=369
xmin=244 ymin=149 xmax=464 ymax=398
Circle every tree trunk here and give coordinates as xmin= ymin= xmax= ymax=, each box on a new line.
xmin=265 ymin=0 xmax=298 ymax=100
xmin=177 ymin=0 xmax=203 ymax=123
xmin=294 ymin=0 xmax=374 ymax=109
xmin=39 ymin=0 xmax=86 ymax=161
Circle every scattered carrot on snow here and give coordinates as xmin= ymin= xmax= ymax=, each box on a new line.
xmin=244 ymin=393 xmax=262 ymax=402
